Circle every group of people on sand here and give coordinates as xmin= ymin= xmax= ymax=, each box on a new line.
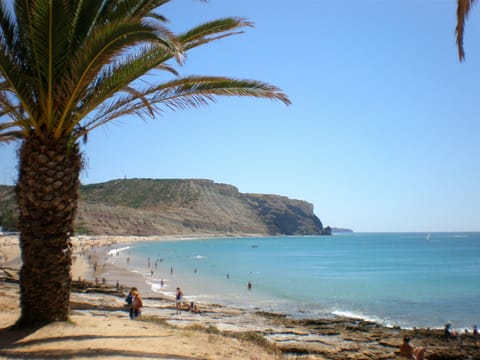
xmin=398 ymin=323 xmax=479 ymax=359
xmin=125 ymin=286 xmax=201 ymax=320
xmin=125 ymin=287 xmax=143 ymax=320
xmin=175 ymin=287 xmax=201 ymax=314
xmin=444 ymin=322 xmax=479 ymax=343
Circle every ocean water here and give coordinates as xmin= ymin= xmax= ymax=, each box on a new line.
xmin=107 ymin=232 xmax=480 ymax=330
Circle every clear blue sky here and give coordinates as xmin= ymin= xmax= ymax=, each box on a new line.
xmin=1 ymin=0 xmax=479 ymax=232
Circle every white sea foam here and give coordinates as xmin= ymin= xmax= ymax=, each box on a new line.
xmin=332 ymin=310 xmax=374 ymax=322
xmin=107 ymin=246 xmax=130 ymax=256
xmin=149 ymin=282 xmax=169 ymax=292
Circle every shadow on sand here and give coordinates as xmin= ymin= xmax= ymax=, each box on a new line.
xmin=0 ymin=326 xmax=202 ymax=359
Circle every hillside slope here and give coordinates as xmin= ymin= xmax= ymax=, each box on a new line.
xmin=1 ymin=179 xmax=328 ymax=236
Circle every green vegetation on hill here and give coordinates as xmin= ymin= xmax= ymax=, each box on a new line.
xmin=1 ymin=179 xmax=328 ymax=236
xmin=80 ymin=178 xmax=200 ymax=209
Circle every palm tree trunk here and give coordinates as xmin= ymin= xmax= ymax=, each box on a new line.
xmin=15 ymin=134 xmax=81 ymax=325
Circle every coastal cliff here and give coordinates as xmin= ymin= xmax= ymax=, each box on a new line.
xmin=0 ymin=179 xmax=327 ymax=236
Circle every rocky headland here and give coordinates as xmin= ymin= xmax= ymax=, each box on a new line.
xmin=0 ymin=178 xmax=329 ymax=236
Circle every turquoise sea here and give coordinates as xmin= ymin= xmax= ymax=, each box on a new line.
xmin=108 ymin=232 xmax=480 ymax=330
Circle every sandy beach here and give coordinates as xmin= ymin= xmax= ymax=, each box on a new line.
xmin=1 ymin=235 xmax=479 ymax=359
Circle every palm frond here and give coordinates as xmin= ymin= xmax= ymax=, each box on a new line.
xmin=148 ymin=12 xmax=169 ymax=24
xmin=456 ymin=0 xmax=477 ymax=61
xmin=75 ymin=45 xmax=178 ymax=112
xmin=0 ymin=131 xmax=23 ymax=143
xmin=123 ymin=85 xmax=155 ymax=117
xmin=0 ymin=36 xmax=40 ymax=132
xmin=0 ymin=0 xmax=290 ymax=144
xmin=149 ymin=76 xmax=291 ymax=109
xmin=179 ymin=17 xmax=253 ymax=52
xmin=73 ymin=15 xmax=257 ymax=122
xmin=0 ymin=2 xmax=17 ymax=48
xmin=55 ymin=21 xmax=179 ymax=138
xmin=70 ymin=75 xmax=290 ymax=140
xmin=13 ymin=0 xmax=49 ymax=117
xmin=0 ymin=119 xmax=23 ymax=143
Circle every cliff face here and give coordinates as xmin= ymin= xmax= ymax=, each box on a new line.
xmin=1 ymin=179 xmax=326 ymax=236
xmin=243 ymin=194 xmax=323 ymax=235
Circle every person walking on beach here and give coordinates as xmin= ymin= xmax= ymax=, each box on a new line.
xmin=125 ymin=287 xmax=135 ymax=319
xmin=444 ymin=322 xmax=458 ymax=339
xmin=126 ymin=287 xmax=142 ymax=320
xmin=175 ymin=287 xmax=183 ymax=315
xmin=131 ymin=289 xmax=143 ymax=319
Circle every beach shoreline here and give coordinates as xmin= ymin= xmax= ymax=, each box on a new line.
xmin=93 ymin=233 xmax=479 ymax=331
xmin=1 ymin=235 xmax=479 ymax=359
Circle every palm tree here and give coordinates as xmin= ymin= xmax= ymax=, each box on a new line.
xmin=0 ymin=0 xmax=290 ymax=326
xmin=456 ymin=0 xmax=478 ymax=61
